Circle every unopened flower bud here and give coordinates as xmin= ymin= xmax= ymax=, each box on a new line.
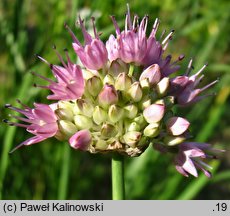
xmin=163 ymin=96 xmax=175 ymax=108
xmin=74 ymin=114 xmax=93 ymax=129
xmin=55 ymin=108 xmax=74 ymax=121
xmin=94 ymin=139 xmax=108 ymax=150
xmin=125 ymin=121 xmax=141 ymax=132
xmin=103 ymin=74 xmax=115 ymax=85
xmin=139 ymin=64 xmax=161 ymax=86
xmin=58 ymin=120 xmax=78 ymax=138
xmin=101 ymin=123 xmax=117 ymax=138
xmin=92 ymin=106 xmax=107 ymax=125
xmin=69 ymin=129 xmax=92 ymax=151
xmin=134 ymin=114 xmax=147 ymax=129
xmin=115 ymin=72 xmax=132 ymax=91
xmin=74 ymin=99 xmax=94 ymax=117
xmin=127 ymin=82 xmax=143 ymax=102
xmin=108 ymin=105 xmax=124 ymax=123
xmin=82 ymin=69 xmax=95 ymax=80
xmin=156 ymin=77 xmax=169 ymax=96
xmin=86 ymin=76 xmax=103 ymax=97
xmin=140 ymin=96 xmax=152 ymax=110
xmin=136 ymin=136 xmax=149 ymax=148
xmin=144 ymin=123 xmax=160 ymax=137
xmin=58 ymin=100 xmax=74 ymax=110
xmin=123 ymin=131 xmax=142 ymax=147
xmin=98 ymin=84 xmax=118 ymax=108
xmin=140 ymin=78 xmax=150 ymax=89
xmin=164 ymin=135 xmax=186 ymax=146
xmin=109 ymin=59 xmax=129 ymax=77
xmin=143 ymin=104 xmax=165 ymax=123
xmin=124 ymin=104 xmax=138 ymax=119
xmin=166 ymin=117 xmax=190 ymax=136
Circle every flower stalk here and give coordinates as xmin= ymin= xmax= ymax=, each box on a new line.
xmin=112 ymin=154 xmax=125 ymax=200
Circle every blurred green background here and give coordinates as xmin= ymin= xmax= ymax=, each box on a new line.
xmin=0 ymin=0 xmax=230 ymax=200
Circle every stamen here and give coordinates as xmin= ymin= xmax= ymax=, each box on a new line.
xmin=185 ymin=58 xmax=193 ymax=76
xmin=78 ymin=16 xmax=92 ymax=44
xmin=5 ymin=104 xmax=12 ymax=108
xmin=133 ymin=15 xmax=139 ymax=29
xmin=91 ymin=17 xmax=98 ymax=39
xmin=64 ymin=22 xmax=79 ymax=44
xmin=150 ymin=18 xmax=160 ymax=37
xmin=31 ymin=71 xmax=55 ymax=83
xmin=8 ymin=114 xmax=33 ymax=124
xmin=52 ymin=45 xmax=68 ymax=69
xmin=162 ymin=29 xmax=175 ymax=45
xmin=35 ymin=54 xmax=50 ymax=65
xmin=33 ymin=83 xmax=50 ymax=89
xmin=200 ymin=80 xmax=218 ymax=92
xmin=63 ymin=48 xmax=73 ymax=69
xmin=126 ymin=3 xmax=132 ymax=30
xmin=160 ymin=29 xmax=166 ymax=40
xmin=194 ymin=63 xmax=208 ymax=78
xmin=110 ymin=15 xmax=121 ymax=35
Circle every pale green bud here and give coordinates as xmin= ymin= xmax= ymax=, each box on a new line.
xmin=140 ymin=78 xmax=150 ymax=89
xmin=58 ymin=100 xmax=74 ymax=110
xmin=92 ymin=106 xmax=107 ymax=125
xmin=114 ymin=72 xmax=132 ymax=91
xmin=55 ymin=108 xmax=74 ymax=121
xmin=108 ymin=105 xmax=124 ymax=123
xmin=164 ymin=135 xmax=186 ymax=146
xmin=101 ymin=123 xmax=117 ymax=138
xmin=82 ymin=68 xmax=95 ymax=80
xmin=86 ymin=76 xmax=103 ymax=97
xmin=134 ymin=114 xmax=147 ymax=129
xmin=103 ymin=74 xmax=115 ymax=85
xmin=124 ymin=104 xmax=138 ymax=119
xmin=74 ymin=99 xmax=94 ymax=117
xmin=140 ymin=96 xmax=152 ymax=110
xmin=123 ymin=131 xmax=142 ymax=147
xmin=74 ymin=114 xmax=93 ymax=129
xmin=156 ymin=77 xmax=169 ymax=96
xmin=144 ymin=123 xmax=160 ymax=137
xmin=58 ymin=120 xmax=78 ymax=138
xmin=125 ymin=121 xmax=141 ymax=132
xmin=94 ymin=139 xmax=108 ymax=150
xmin=109 ymin=59 xmax=129 ymax=77
xmin=136 ymin=136 xmax=149 ymax=148
xmin=127 ymin=82 xmax=143 ymax=102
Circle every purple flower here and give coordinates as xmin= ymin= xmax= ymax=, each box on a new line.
xmin=66 ymin=17 xmax=108 ymax=70
xmin=69 ymin=129 xmax=92 ymax=151
xmin=170 ymin=61 xmax=218 ymax=106
xmin=174 ymin=142 xmax=222 ymax=177
xmin=5 ymin=101 xmax=58 ymax=152
xmin=107 ymin=5 xmax=148 ymax=64
xmin=139 ymin=64 xmax=161 ymax=86
xmin=34 ymin=49 xmax=84 ymax=101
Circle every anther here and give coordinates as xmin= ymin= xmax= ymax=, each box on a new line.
xmin=5 ymin=104 xmax=12 ymax=108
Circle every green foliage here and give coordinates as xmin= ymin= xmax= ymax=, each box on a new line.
xmin=0 ymin=0 xmax=230 ymax=199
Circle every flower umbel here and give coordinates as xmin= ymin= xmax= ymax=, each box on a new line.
xmin=5 ymin=5 xmax=222 ymax=178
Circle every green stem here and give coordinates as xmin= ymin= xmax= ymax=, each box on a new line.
xmin=112 ymin=154 xmax=125 ymax=200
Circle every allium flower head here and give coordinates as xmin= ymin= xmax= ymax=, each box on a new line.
xmin=5 ymin=5 xmax=223 ymax=178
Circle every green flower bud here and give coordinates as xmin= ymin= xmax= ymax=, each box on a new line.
xmin=163 ymin=135 xmax=186 ymax=146
xmin=82 ymin=68 xmax=95 ymax=80
xmin=109 ymin=59 xmax=129 ymax=77
xmin=144 ymin=123 xmax=160 ymax=137
xmin=140 ymin=96 xmax=152 ymax=110
xmin=124 ymin=104 xmax=138 ymax=119
xmin=74 ymin=114 xmax=93 ymax=129
xmin=92 ymin=106 xmax=107 ymax=125
xmin=125 ymin=121 xmax=141 ymax=132
xmin=136 ymin=136 xmax=149 ymax=148
xmin=115 ymin=72 xmax=132 ymax=91
xmin=123 ymin=131 xmax=142 ymax=147
xmin=101 ymin=123 xmax=118 ymax=138
xmin=163 ymin=96 xmax=175 ymax=108
xmin=58 ymin=120 xmax=78 ymax=138
xmin=108 ymin=105 xmax=124 ymax=123
xmin=55 ymin=108 xmax=74 ymax=121
xmin=94 ymin=139 xmax=108 ymax=150
xmin=86 ymin=76 xmax=103 ymax=97
xmin=134 ymin=114 xmax=147 ymax=129
xmin=127 ymin=81 xmax=143 ymax=102
xmin=140 ymin=78 xmax=150 ymax=90
xmin=74 ymin=99 xmax=94 ymax=117
xmin=98 ymin=84 xmax=118 ymax=108
xmin=58 ymin=100 xmax=74 ymax=110
xmin=156 ymin=77 xmax=169 ymax=96
xmin=103 ymin=74 xmax=115 ymax=85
